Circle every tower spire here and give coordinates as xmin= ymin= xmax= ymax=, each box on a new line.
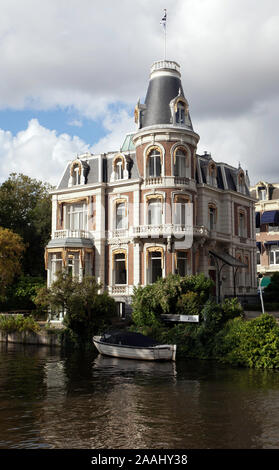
xmin=160 ymin=9 xmax=167 ymax=59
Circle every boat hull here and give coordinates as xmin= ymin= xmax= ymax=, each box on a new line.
xmin=93 ymin=336 xmax=176 ymax=361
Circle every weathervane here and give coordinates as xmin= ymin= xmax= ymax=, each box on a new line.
xmin=160 ymin=9 xmax=167 ymax=60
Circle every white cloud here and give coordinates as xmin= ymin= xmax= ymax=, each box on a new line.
xmin=0 ymin=0 xmax=279 ymax=183
xmin=0 ymin=119 xmax=93 ymax=185
xmin=92 ymin=109 xmax=135 ymax=154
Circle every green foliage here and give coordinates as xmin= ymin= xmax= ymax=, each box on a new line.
xmin=131 ymin=273 xmax=213 ymax=328
xmin=0 ymin=173 xmax=53 ymax=276
xmin=0 ymin=314 xmax=40 ymax=333
xmin=262 ymin=272 xmax=279 ymax=303
xmin=176 ymin=291 xmax=200 ymax=316
xmin=35 ymin=272 xmax=117 ymax=343
xmin=214 ymin=314 xmax=279 ymax=369
xmin=0 ymin=227 xmax=25 ymax=299
xmin=0 ymin=275 xmax=46 ymax=313
xmin=221 ymin=297 xmax=244 ymax=321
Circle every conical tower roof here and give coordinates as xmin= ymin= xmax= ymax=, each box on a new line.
xmin=140 ymin=60 xmax=193 ymax=130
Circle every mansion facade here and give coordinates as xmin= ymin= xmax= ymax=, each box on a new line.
xmin=46 ymin=60 xmax=257 ymax=316
xmin=250 ymin=181 xmax=279 ymax=288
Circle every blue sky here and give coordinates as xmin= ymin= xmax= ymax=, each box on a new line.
xmin=0 ymin=0 xmax=279 ymax=185
xmin=0 ymin=108 xmax=106 ymax=143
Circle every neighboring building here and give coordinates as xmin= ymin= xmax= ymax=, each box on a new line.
xmin=250 ymin=181 xmax=279 ymax=288
xmin=45 ymin=59 xmax=257 ymax=318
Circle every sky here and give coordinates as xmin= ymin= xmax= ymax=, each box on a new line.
xmin=0 ymin=0 xmax=279 ymax=186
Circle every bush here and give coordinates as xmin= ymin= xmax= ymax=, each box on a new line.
xmin=0 ymin=275 xmax=46 ymax=315
xmin=176 ymin=291 xmax=200 ymax=316
xmin=131 ymin=273 xmax=213 ymax=328
xmin=214 ymin=314 xmax=279 ymax=368
xmin=0 ymin=314 xmax=40 ymax=333
xmin=263 ymin=272 xmax=279 ymax=302
xmin=35 ymin=272 xmax=117 ymax=343
xmin=221 ymin=298 xmax=244 ymax=321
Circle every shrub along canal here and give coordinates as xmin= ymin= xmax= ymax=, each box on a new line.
xmin=0 ymin=342 xmax=279 ymax=449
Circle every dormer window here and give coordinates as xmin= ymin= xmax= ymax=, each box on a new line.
xmin=176 ymin=102 xmax=185 ymax=124
xmin=69 ymin=160 xmax=82 ymax=187
xmin=238 ymin=171 xmax=246 ymax=194
xmin=259 ymin=189 xmax=266 ymax=200
xmin=113 ymin=155 xmax=125 ymax=181
xmin=73 ymin=166 xmax=81 ymax=185
xmin=208 ymin=163 xmax=217 ymax=186
xmin=68 ymin=158 xmax=90 ymax=187
xmin=115 ymin=159 xmax=124 ymax=180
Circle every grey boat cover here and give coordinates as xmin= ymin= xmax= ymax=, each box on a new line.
xmin=100 ymin=330 xmax=159 ymax=347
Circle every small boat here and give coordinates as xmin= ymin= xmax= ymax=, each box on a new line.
xmin=93 ymin=330 xmax=176 ymax=361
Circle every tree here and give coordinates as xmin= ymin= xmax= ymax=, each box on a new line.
xmin=132 ymin=273 xmax=213 ymax=328
xmin=0 ymin=173 xmax=53 ymax=276
xmin=0 ymin=227 xmax=25 ymax=299
xmin=262 ymin=272 xmax=279 ymax=303
xmin=35 ymin=272 xmax=117 ymax=341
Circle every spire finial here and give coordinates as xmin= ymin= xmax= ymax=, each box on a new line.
xmin=160 ymin=9 xmax=167 ymax=60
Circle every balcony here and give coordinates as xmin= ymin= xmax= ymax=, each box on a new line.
xmin=54 ymin=229 xmax=92 ymax=239
xmin=144 ymin=176 xmax=192 ymax=188
xmin=132 ymin=224 xmax=193 ymax=238
xmin=108 ymin=286 xmax=134 ymax=296
xmin=108 ymin=225 xmax=209 ymax=241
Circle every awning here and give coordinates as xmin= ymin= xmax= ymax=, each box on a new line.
xmin=261 ymin=210 xmax=279 ymax=224
xmin=256 ymin=242 xmax=262 ymax=253
xmin=259 ymin=276 xmax=271 ymax=288
xmin=264 ymin=240 xmax=279 ymax=246
xmin=255 ymin=212 xmax=260 ymax=228
xmin=209 ymin=250 xmax=248 ymax=268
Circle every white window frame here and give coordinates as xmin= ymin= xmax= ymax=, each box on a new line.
xmin=148 ymin=151 xmax=161 ymax=178
xmin=65 ymin=202 xmax=88 ymax=231
xmin=115 ymin=202 xmax=127 ymax=229
xmin=270 ymin=245 xmax=279 ymax=265
xmin=176 ymin=251 xmax=188 ymax=276
xmin=114 ymin=253 xmax=127 ymax=285
xmin=148 ymin=199 xmax=162 ymax=225
xmin=175 ymin=102 xmax=186 ymax=125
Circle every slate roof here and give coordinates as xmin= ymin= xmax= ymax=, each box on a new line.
xmin=140 ymin=74 xmax=193 ymax=129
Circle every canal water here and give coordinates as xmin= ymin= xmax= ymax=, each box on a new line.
xmin=0 ymin=343 xmax=279 ymax=449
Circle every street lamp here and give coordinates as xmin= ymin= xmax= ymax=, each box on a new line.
xmin=258 ymin=273 xmax=265 ymax=314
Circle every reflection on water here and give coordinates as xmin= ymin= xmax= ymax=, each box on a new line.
xmin=0 ymin=342 xmax=279 ymax=448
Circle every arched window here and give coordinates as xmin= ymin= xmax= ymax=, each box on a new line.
xmin=147 ymin=148 xmax=161 ymax=177
xmin=176 ymin=101 xmax=186 ymax=124
xmin=174 ymin=148 xmax=188 ymax=177
xmin=70 ymin=160 xmax=82 ymax=186
xmin=113 ymin=156 xmax=124 ymax=180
